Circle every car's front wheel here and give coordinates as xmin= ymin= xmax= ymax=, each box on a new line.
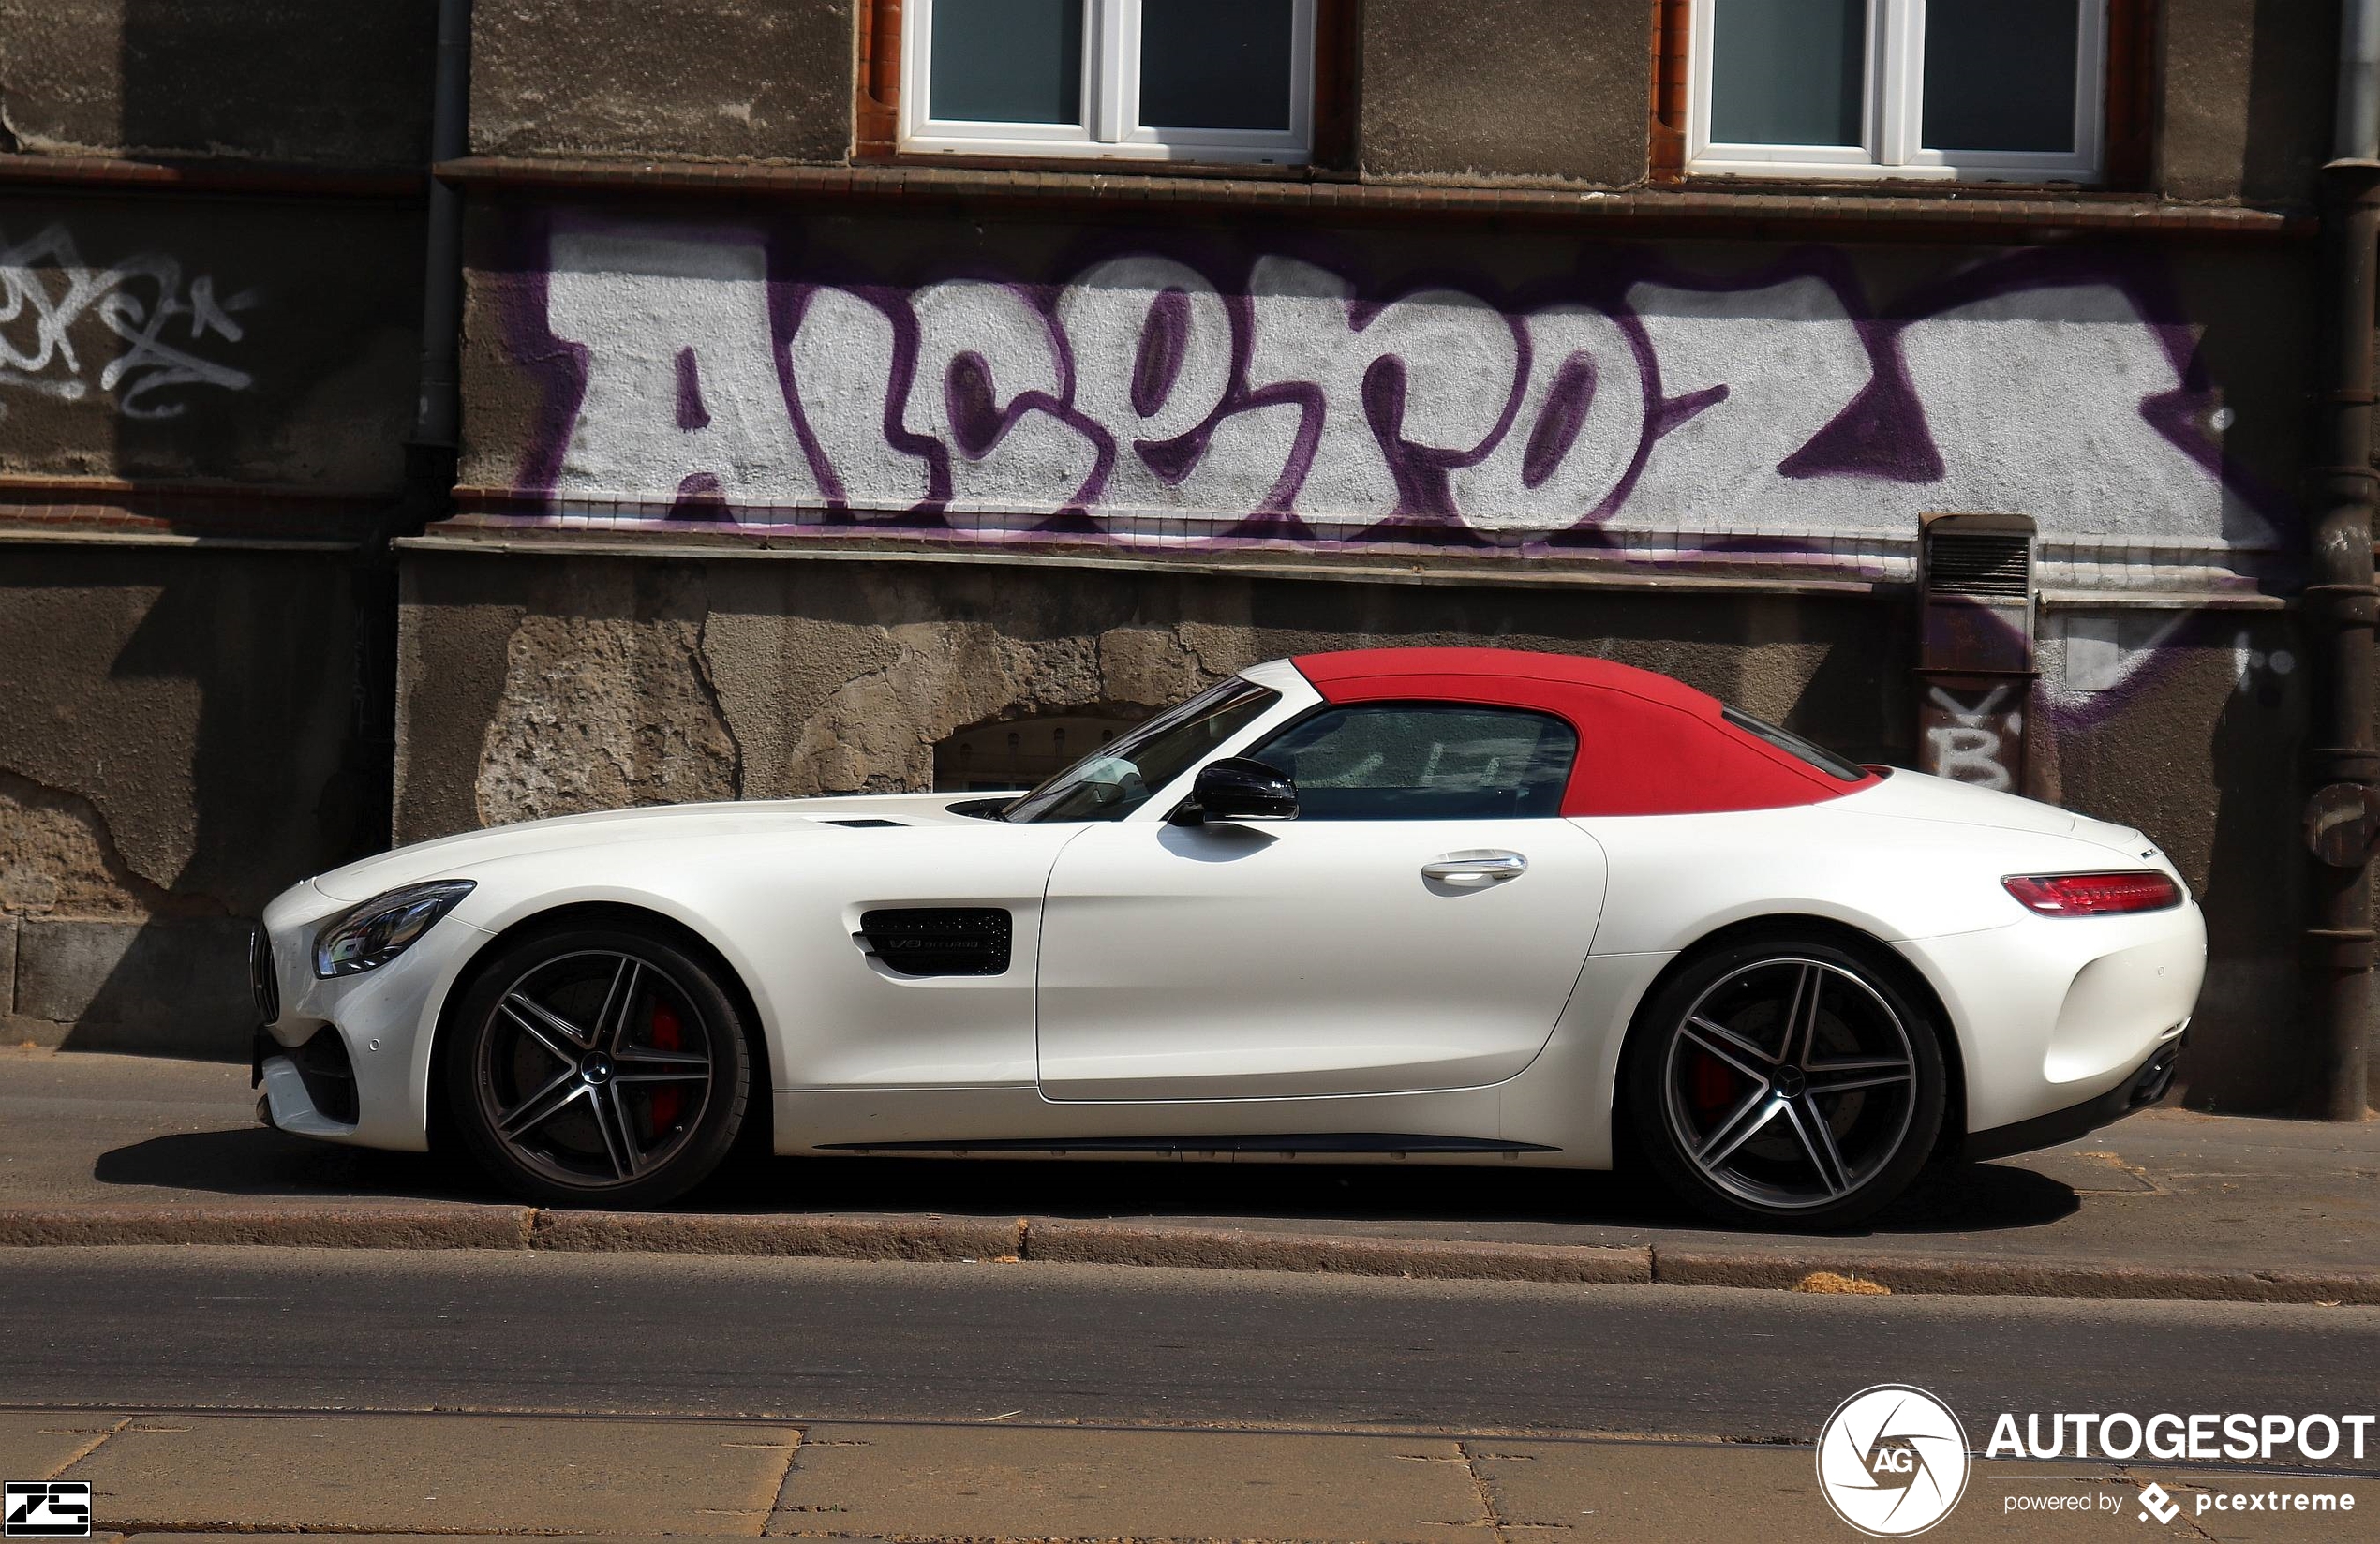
xmin=1624 ymin=934 xmax=1947 ymax=1230
xmin=443 ymin=923 xmax=751 ymax=1209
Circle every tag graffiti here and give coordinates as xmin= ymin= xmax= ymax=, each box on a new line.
xmin=0 ymin=223 xmax=259 ymax=420
xmin=1920 ymin=683 xmax=2021 ymax=791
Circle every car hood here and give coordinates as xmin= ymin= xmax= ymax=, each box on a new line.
xmin=309 ymin=791 xmax=1018 ymax=901
xmin=1836 ymin=769 xmax=2158 ymax=859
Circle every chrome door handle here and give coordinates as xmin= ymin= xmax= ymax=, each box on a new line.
xmin=1421 ymin=851 xmax=1528 ymax=885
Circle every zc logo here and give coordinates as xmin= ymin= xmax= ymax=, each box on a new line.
xmin=1816 ymin=1386 xmax=1972 ymax=1537
xmin=3 ymin=1483 xmax=91 ymax=1538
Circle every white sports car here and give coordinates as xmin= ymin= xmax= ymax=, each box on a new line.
xmin=250 ymin=647 xmax=2204 ymax=1228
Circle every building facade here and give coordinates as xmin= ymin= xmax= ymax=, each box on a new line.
xmin=1 ymin=0 xmax=2369 ymax=1116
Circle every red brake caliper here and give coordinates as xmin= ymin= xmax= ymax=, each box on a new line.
xmin=648 ymin=1000 xmax=684 ymax=1134
xmin=1689 ymin=1050 xmax=1737 ymax=1121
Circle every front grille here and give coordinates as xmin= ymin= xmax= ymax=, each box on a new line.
xmin=249 ymin=925 xmax=281 ymax=1025
xmin=858 ymin=908 xmax=1013 ymax=976
xmin=1924 ymin=531 xmax=2031 ymax=597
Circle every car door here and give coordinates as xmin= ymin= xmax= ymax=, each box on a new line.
xmin=1035 ymin=701 xmax=1608 ymax=1101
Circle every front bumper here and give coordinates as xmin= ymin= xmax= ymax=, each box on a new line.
xmin=248 ymin=883 xmax=485 ymax=1152
xmin=251 ymin=1019 xmax=363 ymax=1136
xmin=1962 ymin=1033 xmax=2185 ymax=1162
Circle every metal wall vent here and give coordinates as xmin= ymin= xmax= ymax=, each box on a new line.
xmin=1923 ymin=530 xmax=2032 ymax=597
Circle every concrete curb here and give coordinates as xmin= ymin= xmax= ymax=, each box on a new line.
xmin=0 ymin=1203 xmax=535 ymax=1251
xmin=531 ymin=1210 xmax=1026 ymax=1261
xmin=1 ymin=1204 xmax=2373 ymax=1305
xmin=1650 ymin=1248 xmax=2380 ymax=1304
xmin=1030 ymin=1221 xmax=1654 ymax=1284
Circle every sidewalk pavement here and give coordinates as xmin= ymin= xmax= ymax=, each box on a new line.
xmin=2 ymin=1047 xmax=2376 ymax=1304
xmin=3 ymin=1407 xmax=2370 ymax=1542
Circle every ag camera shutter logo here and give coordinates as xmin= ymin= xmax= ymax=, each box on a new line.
xmin=1816 ymin=1385 xmax=1971 ymax=1537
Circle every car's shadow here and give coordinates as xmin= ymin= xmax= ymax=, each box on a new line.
xmin=94 ymin=1125 xmax=2080 ymax=1239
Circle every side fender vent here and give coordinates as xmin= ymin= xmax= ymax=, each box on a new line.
xmin=858 ymin=908 xmax=1013 ymax=977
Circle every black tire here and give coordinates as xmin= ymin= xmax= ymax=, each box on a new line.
xmin=1623 ymin=932 xmax=1947 ymax=1231
xmin=443 ymin=922 xmax=751 ymax=1209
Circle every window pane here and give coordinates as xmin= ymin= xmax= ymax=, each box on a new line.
xmin=1922 ymin=0 xmax=2080 ymax=154
xmin=1708 ymin=0 xmax=1866 ymax=148
xmin=930 ymin=0 xmax=1084 ymax=125
xmin=1004 ymin=677 xmax=1279 ymax=823
xmin=1138 ymin=0 xmax=1295 ymax=132
xmin=1252 ymin=705 xmax=1577 ymax=821
xmin=1721 ymin=706 xmax=1869 ymax=781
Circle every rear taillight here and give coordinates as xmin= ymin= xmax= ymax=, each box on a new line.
xmin=2001 ymin=870 xmax=2183 ymax=916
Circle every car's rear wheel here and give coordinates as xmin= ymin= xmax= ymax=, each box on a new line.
xmin=443 ymin=923 xmax=751 ymax=1209
xmin=1624 ymin=934 xmax=1947 ymax=1230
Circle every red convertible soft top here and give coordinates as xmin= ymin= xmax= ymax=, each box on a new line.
xmin=1290 ymin=647 xmax=1875 ymax=817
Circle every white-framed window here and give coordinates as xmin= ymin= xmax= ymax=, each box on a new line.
xmin=1688 ymin=0 xmax=2106 ymax=183
xmin=900 ymin=0 xmax=1315 ymax=163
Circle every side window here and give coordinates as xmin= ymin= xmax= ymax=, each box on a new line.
xmin=1249 ymin=704 xmax=1577 ymax=821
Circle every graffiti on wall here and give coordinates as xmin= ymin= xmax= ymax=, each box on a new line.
xmin=498 ymin=219 xmax=2280 ymax=559
xmin=1920 ymin=682 xmax=2026 ymax=792
xmin=0 ymin=224 xmax=258 ymax=420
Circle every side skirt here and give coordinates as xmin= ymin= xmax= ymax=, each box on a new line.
xmin=816 ymin=1133 xmax=1559 ymax=1156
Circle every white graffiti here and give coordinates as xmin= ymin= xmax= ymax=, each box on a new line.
xmin=530 ymin=224 xmax=2273 ymax=550
xmin=0 ymin=223 xmax=257 ymax=420
xmin=2231 ymin=628 xmax=2298 ymax=690
xmin=1925 ymin=683 xmax=2020 ymax=791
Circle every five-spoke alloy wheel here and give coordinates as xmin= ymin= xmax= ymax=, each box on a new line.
xmin=1626 ymin=935 xmax=1946 ymax=1229
xmin=445 ymin=924 xmax=751 ymax=1209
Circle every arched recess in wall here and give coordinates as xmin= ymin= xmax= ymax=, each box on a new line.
xmin=932 ymin=707 xmax=1152 ymax=793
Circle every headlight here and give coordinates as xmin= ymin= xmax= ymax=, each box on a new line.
xmin=313 ymin=881 xmax=476 ymax=978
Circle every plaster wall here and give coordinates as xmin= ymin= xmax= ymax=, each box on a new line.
xmin=1357 ymin=0 xmax=1653 ymax=186
xmin=439 ymin=0 xmax=2334 ymax=204
xmin=2157 ymin=0 xmax=2338 ymax=207
xmin=470 ymin=0 xmax=855 ymax=163
xmin=0 ymin=0 xmax=433 ymax=166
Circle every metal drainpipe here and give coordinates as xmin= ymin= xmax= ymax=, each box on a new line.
xmin=352 ymin=0 xmax=471 ymax=854
xmin=410 ymin=0 xmax=472 ymax=466
xmin=2306 ymin=0 xmax=2380 ymax=1119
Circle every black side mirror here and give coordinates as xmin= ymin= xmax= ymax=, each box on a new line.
xmin=1178 ymin=757 xmax=1298 ymax=824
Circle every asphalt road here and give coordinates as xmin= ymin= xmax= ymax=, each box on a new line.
xmin=1 ymin=1246 xmax=2374 ymax=1452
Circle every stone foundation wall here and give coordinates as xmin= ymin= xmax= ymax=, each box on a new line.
xmin=0 ymin=545 xmax=365 ymax=1058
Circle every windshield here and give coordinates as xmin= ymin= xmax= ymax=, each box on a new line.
xmin=1002 ymin=676 xmax=1282 ymax=823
